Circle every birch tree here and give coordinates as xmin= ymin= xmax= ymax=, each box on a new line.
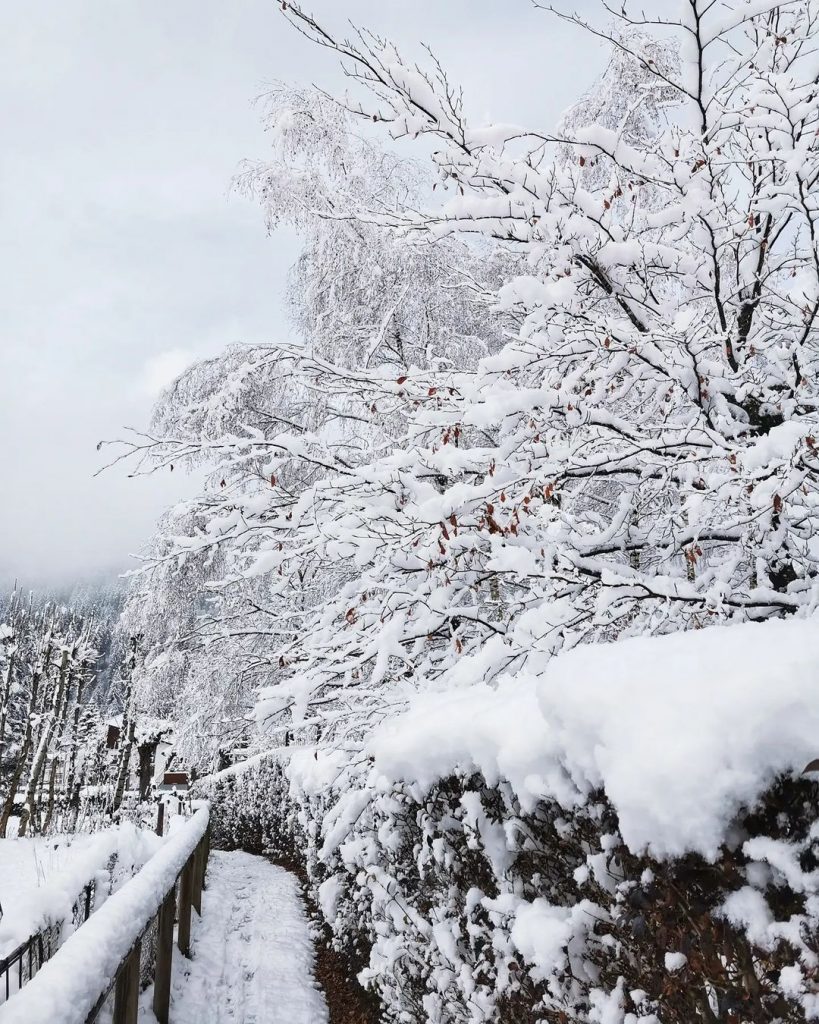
xmin=0 ymin=600 xmax=101 ymax=836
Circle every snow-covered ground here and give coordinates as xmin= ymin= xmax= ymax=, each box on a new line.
xmin=167 ymin=851 xmax=328 ymax=1024
xmin=0 ymin=825 xmax=161 ymax=959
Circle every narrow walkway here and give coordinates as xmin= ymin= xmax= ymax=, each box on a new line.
xmin=168 ymin=850 xmax=329 ymax=1024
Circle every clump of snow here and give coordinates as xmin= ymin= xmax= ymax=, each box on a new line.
xmin=718 ymin=886 xmax=775 ymax=948
xmin=540 ymin=617 xmax=819 ymax=858
xmin=779 ymin=964 xmax=805 ymax=997
xmin=317 ymin=876 xmax=342 ymax=924
xmin=664 ymin=951 xmax=687 ymax=972
xmin=508 ymin=898 xmax=597 ymax=983
xmin=368 ymin=679 xmax=554 ymax=813
xmin=742 ymin=420 xmax=807 ymax=470
xmin=371 ymin=616 xmax=819 ymax=860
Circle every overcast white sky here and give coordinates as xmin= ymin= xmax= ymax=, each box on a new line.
xmin=1 ymin=0 xmax=605 ymax=587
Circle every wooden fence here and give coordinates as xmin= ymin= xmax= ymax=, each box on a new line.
xmin=0 ymin=805 xmax=211 ymax=1024
xmin=0 ymin=879 xmax=97 ymax=1004
xmin=86 ymin=822 xmax=210 ymax=1024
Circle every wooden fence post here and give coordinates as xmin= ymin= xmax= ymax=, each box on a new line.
xmin=152 ymin=886 xmax=176 ymax=1024
xmin=112 ymin=939 xmax=140 ymax=1024
xmin=177 ymin=855 xmax=195 ymax=957
xmin=192 ymin=841 xmax=203 ymax=915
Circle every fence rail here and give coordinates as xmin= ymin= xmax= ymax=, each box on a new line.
xmin=0 ymin=804 xmax=210 ymax=1024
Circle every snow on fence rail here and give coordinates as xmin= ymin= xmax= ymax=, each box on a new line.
xmin=0 ymin=804 xmax=210 ymax=1024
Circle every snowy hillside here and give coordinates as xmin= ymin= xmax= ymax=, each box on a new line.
xmin=0 ymin=826 xmax=160 ymax=960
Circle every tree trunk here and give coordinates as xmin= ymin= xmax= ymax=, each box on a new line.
xmin=64 ymin=662 xmax=88 ymax=805
xmin=0 ymin=646 xmax=17 ymax=771
xmin=0 ymin=633 xmax=53 ymax=837
xmin=137 ymin=741 xmax=157 ymax=802
xmin=112 ymin=637 xmax=140 ymax=817
xmin=19 ymin=646 xmax=71 ymax=837
xmin=112 ymin=717 xmax=135 ymax=815
xmin=41 ymin=756 xmax=60 ymax=834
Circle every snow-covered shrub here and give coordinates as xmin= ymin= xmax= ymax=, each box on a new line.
xmin=205 ymin=742 xmax=819 ymax=1023
xmin=334 ymin=770 xmax=819 ymax=1024
xmin=200 ymin=619 xmax=819 ymax=1023
xmin=199 ymin=755 xmax=293 ymax=857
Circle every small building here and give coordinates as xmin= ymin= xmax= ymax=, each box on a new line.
xmin=157 ymin=771 xmax=190 ymax=793
xmin=103 ymin=715 xmax=187 ymax=801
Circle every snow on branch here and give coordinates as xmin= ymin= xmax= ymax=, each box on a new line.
xmin=111 ymin=0 xmax=819 ymax=775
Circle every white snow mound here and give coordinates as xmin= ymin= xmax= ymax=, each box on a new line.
xmin=371 ymin=617 xmax=819 ymax=860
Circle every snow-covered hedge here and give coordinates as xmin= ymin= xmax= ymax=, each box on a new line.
xmin=207 ymin=619 xmax=819 ymax=1023
xmin=201 ymin=752 xmax=293 ymax=858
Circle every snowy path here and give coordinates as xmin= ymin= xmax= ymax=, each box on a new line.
xmin=168 ymin=851 xmax=329 ymax=1024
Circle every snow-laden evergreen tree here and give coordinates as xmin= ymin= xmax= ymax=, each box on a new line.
xmin=113 ymin=0 xmax=819 ymax=745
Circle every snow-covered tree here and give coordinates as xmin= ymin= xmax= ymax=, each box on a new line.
xmin=236 ymin=83 xmax=510 ymax=372
xmin=114 ymin=0 xmax=819 ymax=747
xmin=98 ymin=8 xmax=819 ymax=1022
xmin=114 ymin=83 xmax=510 ymax=751
xmin=0 ymin=595 xmax=102 ymax=835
